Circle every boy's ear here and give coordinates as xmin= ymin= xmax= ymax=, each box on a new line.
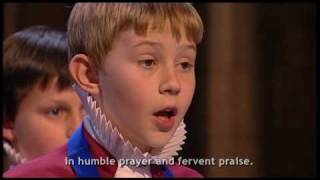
xmin=3 ymin=114 xmax=16 ymax=143
xmin=69 ymin=54 xmax=100 ymax=95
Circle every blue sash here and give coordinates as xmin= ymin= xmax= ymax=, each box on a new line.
xmin=67 ymin=124 xmax=174 ymax=178
xmin=67 ymin=125 xmax=100 ymax=177
xmin=163 ymin=164 xmax=174 ymax=178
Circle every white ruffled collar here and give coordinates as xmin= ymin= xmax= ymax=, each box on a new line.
xmin=73 ymin=84 xmax=187 ymax=164
xmin=3 ymin=141 xmax=26 ymax=167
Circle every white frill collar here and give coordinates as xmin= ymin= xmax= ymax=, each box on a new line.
xmin=73 ymin=84 xmax=187 ymax=164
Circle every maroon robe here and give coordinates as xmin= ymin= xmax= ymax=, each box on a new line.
xmin=3 ymin=127 xmax=203 ymax=178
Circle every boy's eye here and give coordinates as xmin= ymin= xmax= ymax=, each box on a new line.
xmin=179 ymin=62 xmax=194 ymax=71
xmin=48 ymin=108 xmax=61 ymax=116
xmin=47 ymin=107 xmax=66 ymax=118
xmin=139 ymin=59 xmax=156 ymax=68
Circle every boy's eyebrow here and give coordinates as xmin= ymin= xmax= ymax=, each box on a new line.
xmin=45 ymin=99 xmax=72 ymax=108
xmin=133 ymin=40 xmax=196 ymax=51
xmin=133 ymin=41 xmax=162 ymax=48
xmin=180 ymin=44 xmax=196 ymax=52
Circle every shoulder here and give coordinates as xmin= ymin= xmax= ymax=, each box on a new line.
xmin=169 ymin=164 xmax=203 ymax=178
xmin=3 ymin=145 xmax=75 ymax=178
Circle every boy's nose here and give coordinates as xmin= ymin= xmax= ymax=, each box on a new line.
xmin=159 ymin=68 xmax=181 ymax=96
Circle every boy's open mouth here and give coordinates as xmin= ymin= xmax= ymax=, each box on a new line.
xmin=153 ymin=107 xmax=178 ymax=118
xmin=152 ymin=107 xmax=178 ymax=131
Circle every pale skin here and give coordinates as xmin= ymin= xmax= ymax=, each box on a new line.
xmin=70 ymin=21 xmax=197 ymax=153
xmin=3 ymin=78 xmax=84 ymax=160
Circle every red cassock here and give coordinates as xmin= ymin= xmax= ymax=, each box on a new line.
xmin=3 ymin=126 xmax=203 ymax=178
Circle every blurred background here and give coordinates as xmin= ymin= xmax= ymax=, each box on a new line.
xmin=3 ymin=3 xmax=316 ymax=177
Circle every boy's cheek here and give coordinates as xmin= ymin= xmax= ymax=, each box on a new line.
xmin=17 ymin=123 xmax=67 ymax=159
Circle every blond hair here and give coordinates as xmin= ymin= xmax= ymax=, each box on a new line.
xmin=68 ymin=3 xmax=204 ymax=68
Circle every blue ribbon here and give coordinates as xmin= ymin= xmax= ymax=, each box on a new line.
xmin=163 ymin=165 xmax=174 ymax=178
xmin=67 ymin=125 xmax=100 ymax=177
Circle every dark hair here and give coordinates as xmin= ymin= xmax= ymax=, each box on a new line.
xmin=3 ymin=26 xmax=73 ymax=121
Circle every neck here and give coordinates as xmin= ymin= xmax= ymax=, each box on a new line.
xmin=96 ymin=94 xmax=152 ymax=153
xmin=125 ymin=134 xmax=152 ymax=153
xmin=111 ymin=119 xmax=152 ymax=153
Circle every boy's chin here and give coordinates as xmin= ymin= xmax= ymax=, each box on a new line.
xmin=147 ymin=133 xmax=173 ymax=148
